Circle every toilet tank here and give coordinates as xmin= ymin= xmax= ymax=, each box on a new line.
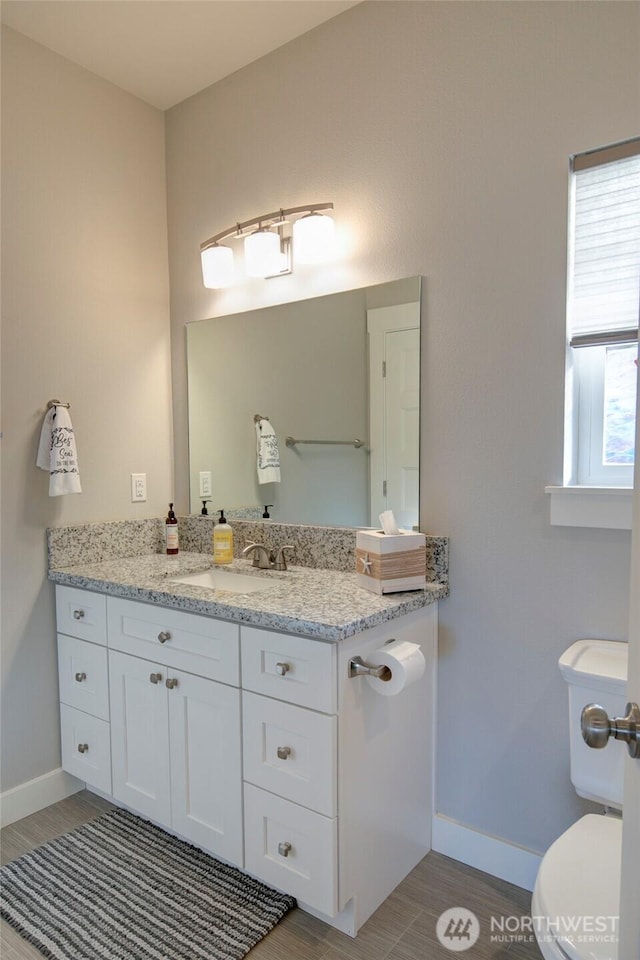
xmin=559 ymin=639 xmax=628 ymax=809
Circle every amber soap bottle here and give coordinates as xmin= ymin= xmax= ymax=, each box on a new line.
xmin=165 ymin=503 xmax=179 ymax=555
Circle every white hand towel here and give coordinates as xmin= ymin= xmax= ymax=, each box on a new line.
xmin=255 ymin=419 xmax=281 ymax=485
xmin=36 ymin=405 xmax=82 ymax=496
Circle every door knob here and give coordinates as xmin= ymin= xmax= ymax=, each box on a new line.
xmin=275 ymin=662 xmax=290 ymax=676
xmin=581 ymin=702 xmax=640 ymax=759
xmin=165 ymin=677 xmax=179 ymax=689
xmin=278 ymin=841 xmax=292 ymax=858
xmin=277 ymin=746 xmax=292 ymax=760
xmin=75 ymin=672 xmax=87 ymax=683
xmin=149 ymin=673 xmax=163 ymax=684
xmin=157 ymin=631 xmax=171 ymax=644
xmin=77 ymin=743 xmax=89 ymax=754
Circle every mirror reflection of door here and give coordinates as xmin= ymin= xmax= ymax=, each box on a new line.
xmin=368 ymin=303 xmax=420 ymax=529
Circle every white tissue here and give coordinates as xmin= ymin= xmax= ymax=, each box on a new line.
xmin=365 ymin=639 xmax=426 ymax=697
xmin=379 ymin=510 xmax=401 ymax=535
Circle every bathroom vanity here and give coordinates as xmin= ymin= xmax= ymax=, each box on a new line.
xmin=51 ymin=545 xmax=445 ymax=937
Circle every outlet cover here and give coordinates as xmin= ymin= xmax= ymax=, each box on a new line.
xmin=199 ymin=471 xmax=212 ymax=497
xmin=131 ymin=473 xmax=147 ymax=502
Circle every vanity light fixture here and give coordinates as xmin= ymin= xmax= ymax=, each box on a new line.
xmin=200 ymin=203 xmax=334 ymax=289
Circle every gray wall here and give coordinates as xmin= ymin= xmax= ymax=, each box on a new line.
xmin=166 ymin=1 xmax=638 ymax=854
xmin=1 ymin=29 xmax=173 ymax=792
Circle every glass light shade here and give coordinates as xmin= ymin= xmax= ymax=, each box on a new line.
xmin=201 ymin=244 xmax=234 ymax=288
xmin=293 ymin=213 xmax=335 ymax=264
xmin=244 ymin=229 xmax=282 ymax=278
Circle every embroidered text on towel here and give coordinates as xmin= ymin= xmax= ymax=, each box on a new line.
xmin=36 ymin=405 xmax=82 ymax=496
xmin=255 ymin=419 xmax=281 ymax=485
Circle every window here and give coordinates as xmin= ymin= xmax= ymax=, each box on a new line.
xmin=566 ymin=139 xmax=639 ymax=487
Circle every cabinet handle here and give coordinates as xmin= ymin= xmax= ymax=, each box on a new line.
xmin=157 ymin=631 xmax=171 ymax=644
xmin=278 ymin=841 xmax=292 ymax=858
xmin=275 ymin=662 xmax=290 ymax=676
xmin=75 ymin=672 xmax=87 ymax=683
xmin=165 ymin=677 xmax=179 ymax=689
xmin=149 ymin=673 xmax=163 ymax=684
xmin=77 ymin=743 xmax=89 ymax=754
xmin=276 ymin=746 xmax=292 ymax=760
xmin=73 ymin=609 xmax=85 ymax=620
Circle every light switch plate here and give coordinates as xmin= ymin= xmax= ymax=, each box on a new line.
xmin=131 ymin=473 xmax=147 ymax=502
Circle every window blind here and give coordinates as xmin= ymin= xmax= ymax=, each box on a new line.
xmin=568 ymin=139 xmax=640 ymax=345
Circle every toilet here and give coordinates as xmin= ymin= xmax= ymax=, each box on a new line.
xmin=531 ymin=639 xmax=628 ymax=960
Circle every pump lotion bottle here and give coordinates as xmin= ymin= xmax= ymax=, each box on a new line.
xmin=213 ymin=509 xmax=233 ymax=564
xmin=165 ymin=503 xmax=179 ymax=555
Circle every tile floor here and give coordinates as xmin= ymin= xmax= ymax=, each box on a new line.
xmin=1 ymin=791 xmax=542 ymax=959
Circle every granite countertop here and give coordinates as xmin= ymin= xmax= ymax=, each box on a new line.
xmin=48 ymin=552 xmax=447 ymax=641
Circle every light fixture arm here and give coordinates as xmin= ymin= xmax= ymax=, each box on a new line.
xmin=200 ymin=202 xmax=333 ymax=251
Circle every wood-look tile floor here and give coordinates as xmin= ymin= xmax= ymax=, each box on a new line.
xmin=1 ymin=791 xmax=542 ymax=959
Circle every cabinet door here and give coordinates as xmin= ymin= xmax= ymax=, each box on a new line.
xmin=109 ymin=650 xmax=171 ymax=825
xmin=58 ymin=634 xmax=109 ymax=720
xmin=56 ymin=586 xmax=107 ymax=646
xmin=60 ymin=704 xmax=111 ymax=794
xmin=168 ymin=671 xmax=243 ymax=867
xmin=243 ymin=692 xmax=337 ymax=816
xmin=244 ymin=783 xmax=338 ymax=917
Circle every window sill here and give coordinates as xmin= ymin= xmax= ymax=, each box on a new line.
xmin=545 ymin=486 xmax=633 ymax=530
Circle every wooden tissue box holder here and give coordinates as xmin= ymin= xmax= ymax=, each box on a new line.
xmin=355 ymin=529 xmax=427 ymax=594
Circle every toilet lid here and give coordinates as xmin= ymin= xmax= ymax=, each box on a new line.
xmin=534 ymin=815 xmax=621 ymax=960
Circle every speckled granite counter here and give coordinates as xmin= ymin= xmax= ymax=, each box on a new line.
xmin=48 ymin=552 xmax=447 ymax=641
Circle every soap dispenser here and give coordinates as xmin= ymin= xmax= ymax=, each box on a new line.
xmin=165 ymin=503 xmax=179 ymax=555
xmin=213 ymin=510 xmax=233 ymax=565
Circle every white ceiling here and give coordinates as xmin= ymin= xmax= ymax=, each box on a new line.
xmin=1 ymin=0 xmax=360 ymax=110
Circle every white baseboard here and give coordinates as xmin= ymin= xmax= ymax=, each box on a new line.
xmin=431 ymin=814 xmax=542 ymax=892
xmin=1 ymin=768 xmax=85 ymax=827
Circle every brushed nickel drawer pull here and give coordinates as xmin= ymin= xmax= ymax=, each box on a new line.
xmin=158 ymin=631 xmax=171 ymax=643
xmin=73 ymin=609 xmax=85 ymax=620
xmin=275 ymin=662 xmax=290 ymax=676
xmin=277 ymin=746 xmax=292 ymax=760
xmin=278 ymin=841 xmax=292 ymax=858
xmin=165 ymin=677 xmax=179 ymax=689
xmin=75 ymin=672 xmax=87 ymax=683
xmin=150 ymin=673 xmax=163 ymax=684
xmin=77 ymin=743 xmax=89 ymax=754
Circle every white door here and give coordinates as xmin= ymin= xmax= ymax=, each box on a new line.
xmin=109 ymin=650 xmax=171 ymax=825
xmin=368 ymin=303 xmax=420 ymax=529
xmin=168 ymin=670 xmax=243 ymax=866
xmin=619 ymin=398 xmax=640 ymax=956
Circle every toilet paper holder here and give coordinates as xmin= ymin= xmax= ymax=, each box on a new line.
xmin=348 ymin=655 xmax=392 ymax=680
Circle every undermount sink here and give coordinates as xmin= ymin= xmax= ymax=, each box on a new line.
xmin=169 ymin=567 xmax=274 ymax=594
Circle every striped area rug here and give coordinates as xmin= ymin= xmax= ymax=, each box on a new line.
xmin=1 ymin=808 xmax=296 ymax=960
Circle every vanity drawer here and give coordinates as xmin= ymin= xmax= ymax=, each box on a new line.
xmin=107 ymin=598 xmax=239 ymax=686
xmin=243 ymin=692 xmax=337 ymax=816
xmin=244 ymin=783 xmax=337 ymax=917
xmin=60 ymin=703 xmax=111 ymax=794
xmin=56 ymin=586 xmax=107 ymax=646
xmin=241 ymin=627 xmax=336 ymax=713
xmin=57 ymin=634 xmax=109 ymax=721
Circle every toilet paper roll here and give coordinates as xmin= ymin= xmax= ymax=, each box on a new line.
xmin=365 ymin=639 xmax=426 ymax=696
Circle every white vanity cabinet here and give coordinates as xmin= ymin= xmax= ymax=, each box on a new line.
xmin=55 ymin=583 xmax=437 ymax=938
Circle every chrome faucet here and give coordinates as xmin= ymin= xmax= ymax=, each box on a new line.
xmin=242 ymin=542 xmax=294 ymax=571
